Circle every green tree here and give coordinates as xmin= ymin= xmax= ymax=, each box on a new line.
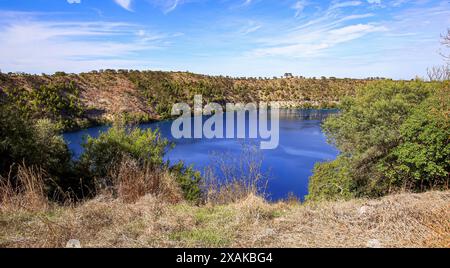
xmin=80 ymin=123 xmax=170 ymax=179
xmin=382 ymin=86 xmax=449 ymax=190
xmin=308 ymin=81 xmax=448 ymax=200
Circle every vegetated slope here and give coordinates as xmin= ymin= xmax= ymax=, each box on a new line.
xmin=1 ymin=190 xmax=448 ymax=248
xmin=0 ymin=70 xmax=374 ymax=130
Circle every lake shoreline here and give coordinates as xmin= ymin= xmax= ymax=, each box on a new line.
xmin=64 ymin=109 xmax=340 ymax=201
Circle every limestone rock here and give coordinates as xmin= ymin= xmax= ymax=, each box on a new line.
xmin=367 ymin=239 xmax=382 ymax=248
xmin=66 ymin=239 xmax=81 ymax=248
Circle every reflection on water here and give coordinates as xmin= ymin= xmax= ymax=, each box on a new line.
xmin=63 ymin=109 xmax=339 ymax=201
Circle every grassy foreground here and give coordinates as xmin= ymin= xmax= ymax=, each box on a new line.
xmin=1 ymin=190 xmax=448 ymax=248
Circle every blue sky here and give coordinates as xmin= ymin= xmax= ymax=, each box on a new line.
xmin=0 ymin=0 xmax=448 ymax=79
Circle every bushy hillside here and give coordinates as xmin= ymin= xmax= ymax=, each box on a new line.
xmin=0 ymin=71 xmax=373 ymax=130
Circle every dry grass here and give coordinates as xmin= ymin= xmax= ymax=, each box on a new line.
xmin=0 ymin=161 xmax=448 ymax=248
xmin=108 ymin=156 xmax=183 ymax=204
xmin=0 ymin=165 xmax=49 ymax=212
xmin=1 ymin=190 xmax=448 ymax=248
xmin=256 ymin=191 xmax=450 ymax=248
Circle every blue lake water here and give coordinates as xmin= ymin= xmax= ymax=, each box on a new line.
xmin=63 ymin=109 xmax=339 ymax=201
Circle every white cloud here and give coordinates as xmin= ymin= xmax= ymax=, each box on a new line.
xmin=148 ymin=0 xmax=192 ymax=14
xmin=328 ymin=23 xmax=386 ymax=36
xmin=165 ymin=0 xmax=181 ymax=13
xmin=241 ymin=1 xmax=449 ymax=79
xmin=0 ymin=0 xmax=447 ymax=80
xmin=0 ymin=14 xmax=174 ymax=73
xmin=367 ymin=0 xmax=381 ymax=4
xmin=67 ymin=0 xmax=81 ymax=4
xmin=240 ymin=21 xmax=262 ymax=35
xmin=391 ymin=0 xmax=408 ymax=7
xmin=340 ymin=13 xmax=375 ymax=21
xmin=247 ymin=1 xmax=389 ymax=59
xmin=114 ymin=0 xmax=133 ymax=11
xmin=251 ymin=23 xmax=386 ymax=58
xmin=292 ymin=1 xmax=308 ymax=17
xmin=330 ymin=1 xmax=362 ymax=9
xmin=242 ymin=0 xmax=252 ymax=6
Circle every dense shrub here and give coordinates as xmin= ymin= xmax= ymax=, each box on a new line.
xmin=80 ymin=123 xmax=170 ymax=179
xmin=169 ymin=162 xmax=202 ymax=202
xmin=79 ymin=123 xmax=202 ymax=202
xmin=0 ymin=103 xmax=74 ymax=197
xmin=382 ymin=86 xmax=449 ymax=190
xmin=307 ymin=156 xmax=354 ymax=201
xmin=308 ymin=81 xmax=449 ymax=200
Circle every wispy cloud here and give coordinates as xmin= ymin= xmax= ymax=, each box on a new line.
xmin=0 ymin=12 xmax=175 ymax=73
xmin=148 ymin=0 xmax=195 ymax=14
xmin=251 ymin=23 xmax=387 ymax=58
xmin=0 ymin=0 xmax=448 ymax=79
xmin=164 ymin=0 xmax=181 ymax=13
xmin=240 ymin=20 xmax=262 ymax=35
xmin=114 ymin=0 xmax=133 ymax=11
xmin=292 ymin=1 xmax=309 ymax=17
xmin=367 ymin=0 xmax=381 ymax=4
xmin=242 ymin=0 xmax=253 ymax=6
xmin=67 ymin=0 xmax=81 ymax=4
xmin=248 ymin=1 xmax=387 ymax=58
xmin=330 ymin=1 xmax=362 ymax=9
xmin=237 ymin=0 xmax=448 ymax=79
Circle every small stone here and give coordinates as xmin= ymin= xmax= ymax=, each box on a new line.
xmin=66 ymin=239 xmax=81 ymax=248
xmin=367 ymin=239 xmax=382 ymax=248
xmin=358 ymin=205 xmax=371 ymax=215
xmin=264 ymin=228 xmax=275 ymax=236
